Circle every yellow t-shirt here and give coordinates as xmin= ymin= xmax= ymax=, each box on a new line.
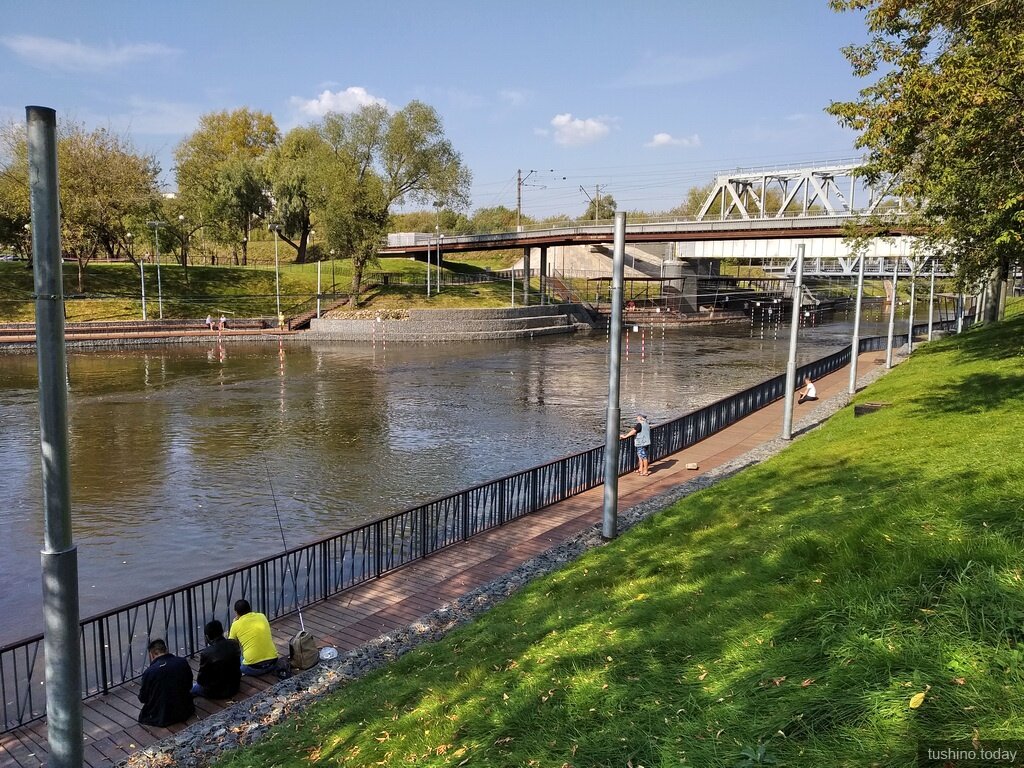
xmin=227 ymin=612 xmax=277 ymax=665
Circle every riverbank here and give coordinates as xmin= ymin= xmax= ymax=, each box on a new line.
xmin=196 ymin=311 xmax=1024 ymax=767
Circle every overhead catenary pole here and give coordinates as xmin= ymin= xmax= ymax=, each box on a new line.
xmin=27 ymin=105 xmax=83 ymax=768
xmin=602 ymin=211 xmax=627 ymax=540
xmin=885 ymin=261 xmax=900 ymax=369
xmin=848 ymin=252 xmax=866 ymax=394
xmin=781 ymin=243 xmax=806 ymax=440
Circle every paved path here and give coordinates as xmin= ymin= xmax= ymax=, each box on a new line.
xmin=0 ymin=351 xmax=887 ymax=768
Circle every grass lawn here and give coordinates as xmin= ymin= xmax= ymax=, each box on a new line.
xmin=0 ymin=255 xmax=522 ymax=322
xmin=213 ymin=300 xmax=1024 ymax=767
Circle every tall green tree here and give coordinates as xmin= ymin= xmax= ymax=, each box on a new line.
xmin=1 ymin=120 xmax=160 ymax=289
xmin=318 ymin=101 xmax=471 ymax=296
xmin=581 ymin=192 xmax=616 ymax=222
xmin=174 ymin=109 xmax=279 ymax=265
xmin=0 ymin=123 xmax=31 ymax=260
xmin=829 ymin=0 xmax=1024 ymax=318
xmin=265 ymin=126 xmax=328 ymax=263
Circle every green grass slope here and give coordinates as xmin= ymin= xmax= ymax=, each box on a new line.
xmin=212 ymin=307 xmax=1024 ymax=767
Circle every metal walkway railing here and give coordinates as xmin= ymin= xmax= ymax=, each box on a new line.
xmin=0 ymin=318 xmax=969 ymax=732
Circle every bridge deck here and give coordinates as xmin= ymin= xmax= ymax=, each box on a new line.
xmin=0 ymin=351 xmax=887 ymax=768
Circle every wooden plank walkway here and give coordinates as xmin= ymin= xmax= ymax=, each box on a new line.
xmin=0 ymin=352 xmax=887 ymax=767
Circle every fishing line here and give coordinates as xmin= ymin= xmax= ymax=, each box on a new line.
xmin=261 ymin=449 xmax=306 ymax=632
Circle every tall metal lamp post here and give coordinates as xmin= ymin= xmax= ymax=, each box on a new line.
xmin=129 ymin=232 xmax=146 ymax=320
xmin=146 ymin=220 xmax=164 ymax=319
xmin=269 ymin=223 xmax=282 ymax=325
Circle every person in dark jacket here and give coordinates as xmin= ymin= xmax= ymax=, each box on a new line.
xmin=192 ymin=620 xmax=242 ymax=699
xmin=138 ymin=638 xmax=194 ymax=727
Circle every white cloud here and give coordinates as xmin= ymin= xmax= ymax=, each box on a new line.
xmin=549 ymin=113 xmax=610 ymax=147
xmin=1 ymin=35 xmax=176 ymax=72
xmin=292 ymin=87 xmax=388 ymax=117
xmin=645 ymin=132 xmax=701 ymax=149
xmin=614 ymin=53 xmax=745 ymax=88
xmin=499 ymin=89 xmax=529 ymax=107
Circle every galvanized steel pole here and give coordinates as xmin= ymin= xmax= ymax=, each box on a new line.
xmin=885 ymin=265 xmax=900 ymax=369
xmin=906 ymin=269 xmax=917 ymax=354
xmin=27 ymin=105 xmax=83 ymax=768
xmin=602 ymin=212 xmax=627 ymax=540
xmin=927 ymin=259 xmax=936 ymax=341
xmin=781 ymin=243 xmax=805 ymax=440
xmin=848 ymin=253 xmax=865 ymax=395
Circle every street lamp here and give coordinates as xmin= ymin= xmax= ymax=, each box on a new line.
xmin=146 ymin=220 xmax=165 ymax=319
xmin=129 ymin=232 xmax=146 ymax=320
xmin=438 ymin=233 xmax=444 ymax=294
xmin=269 ymin=223 xmax=282 ymax=325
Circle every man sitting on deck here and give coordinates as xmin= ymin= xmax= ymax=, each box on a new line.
xmin=192 ymin=619 xmax=242 ymax=698
xmin=228 ymin=598 xmax=279 ymax=675
xmin=138 ymin=638 xmax=194 ymax=727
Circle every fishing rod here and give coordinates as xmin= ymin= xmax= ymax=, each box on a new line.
xmin=261 ymin=450 xmax=306 ymax=633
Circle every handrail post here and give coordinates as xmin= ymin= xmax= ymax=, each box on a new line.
xmin=782 ymin=244 xmax=805 ymax=439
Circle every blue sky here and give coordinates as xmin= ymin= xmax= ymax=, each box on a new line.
xmin=1 ymin=1 xmax=871 ymax=218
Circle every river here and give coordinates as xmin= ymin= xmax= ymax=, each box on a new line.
xmin=0 ymin=314 xmax=895 ymax=644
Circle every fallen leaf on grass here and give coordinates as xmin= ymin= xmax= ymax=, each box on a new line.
xmin=909 ymin=692 xmax=926 ymax=709
xmin=772 ymin=676 xmax=787 ymax=686
xmin=801 ymin=678 xmax=815 ymax=687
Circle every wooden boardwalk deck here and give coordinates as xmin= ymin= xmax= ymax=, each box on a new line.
xmin=0 ymin=352 xmax=887 ymax=767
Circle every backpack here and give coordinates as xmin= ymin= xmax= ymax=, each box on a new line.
xmin=289 ymin=630 xmax=319 ymax=671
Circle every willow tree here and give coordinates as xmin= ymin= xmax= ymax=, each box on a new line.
xmin=174 ymin=109 xmax=279 ymax=265
xmin=829 ymin=0 xmax=1024 ymax=319
xmin=317 ymin=101 xmax=471 ymax=297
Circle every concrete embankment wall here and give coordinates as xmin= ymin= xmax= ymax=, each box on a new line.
xmin=308 ymin=304 xmax=596 ymax=342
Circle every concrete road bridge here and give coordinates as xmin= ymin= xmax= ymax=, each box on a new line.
xmin=382 ymin=163 xmax=951 ymax=279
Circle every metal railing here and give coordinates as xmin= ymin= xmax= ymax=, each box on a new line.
xmin=0 ymin=318 xmax=971 ymax=732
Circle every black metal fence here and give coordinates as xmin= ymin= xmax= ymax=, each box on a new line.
xmin=0 ymin=318 xmax=968 ymax=732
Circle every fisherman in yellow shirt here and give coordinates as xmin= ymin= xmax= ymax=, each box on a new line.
xmin=227 ymin=599 xmax=279 ymax=676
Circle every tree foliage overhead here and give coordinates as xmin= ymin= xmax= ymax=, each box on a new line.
xmin=828 ymin=0 xmax=1024 ymax=286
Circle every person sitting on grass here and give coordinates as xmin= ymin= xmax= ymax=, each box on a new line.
xmin=227 ymin=599 xmax=279 ymax=676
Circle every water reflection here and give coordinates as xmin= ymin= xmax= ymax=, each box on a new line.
xmin=0 ymin=322 xmax=891 ymax=643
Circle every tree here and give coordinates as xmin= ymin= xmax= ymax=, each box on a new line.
xmin=0 ymin=123 xmax=31 ymax=260
xmin=318 ymin=101 xmax=471 ymax=296
xmin=669 ymin=182 xmax=715 ymax=219
xmin=174 ymin=109 xmax=279 ymax=265
xmin=1 ymin=120 xmax=160 ymax=289
xmin=581 ymin=192 xmax=616 ymax=222
xmin=265 ymin=126 xmax=329 ymax=263
xmin=829 ymin=0 xmax=1024 ymax=318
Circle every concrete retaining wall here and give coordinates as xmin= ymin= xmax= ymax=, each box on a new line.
xmin=309 ymin=304 xmax=595 ymax=342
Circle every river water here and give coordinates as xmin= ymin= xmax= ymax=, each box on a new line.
xmin=0 ymin=315 xmax=894 ymax=644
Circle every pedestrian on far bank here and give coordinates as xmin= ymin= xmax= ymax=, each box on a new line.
xmin=205 ymin=314 xmax=214 ymax=331
xmin=218 ymin=315 xmax=226 ymax=333
xmin=228 ymin=599 xmax=278 ymax=676
xmin=621 ymin=413 xmax=653 ymax=477
xmin=138 ymin=638 xmax=194 ymax=727
xmin=192 ymin=620 xmax=241 ymax=699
